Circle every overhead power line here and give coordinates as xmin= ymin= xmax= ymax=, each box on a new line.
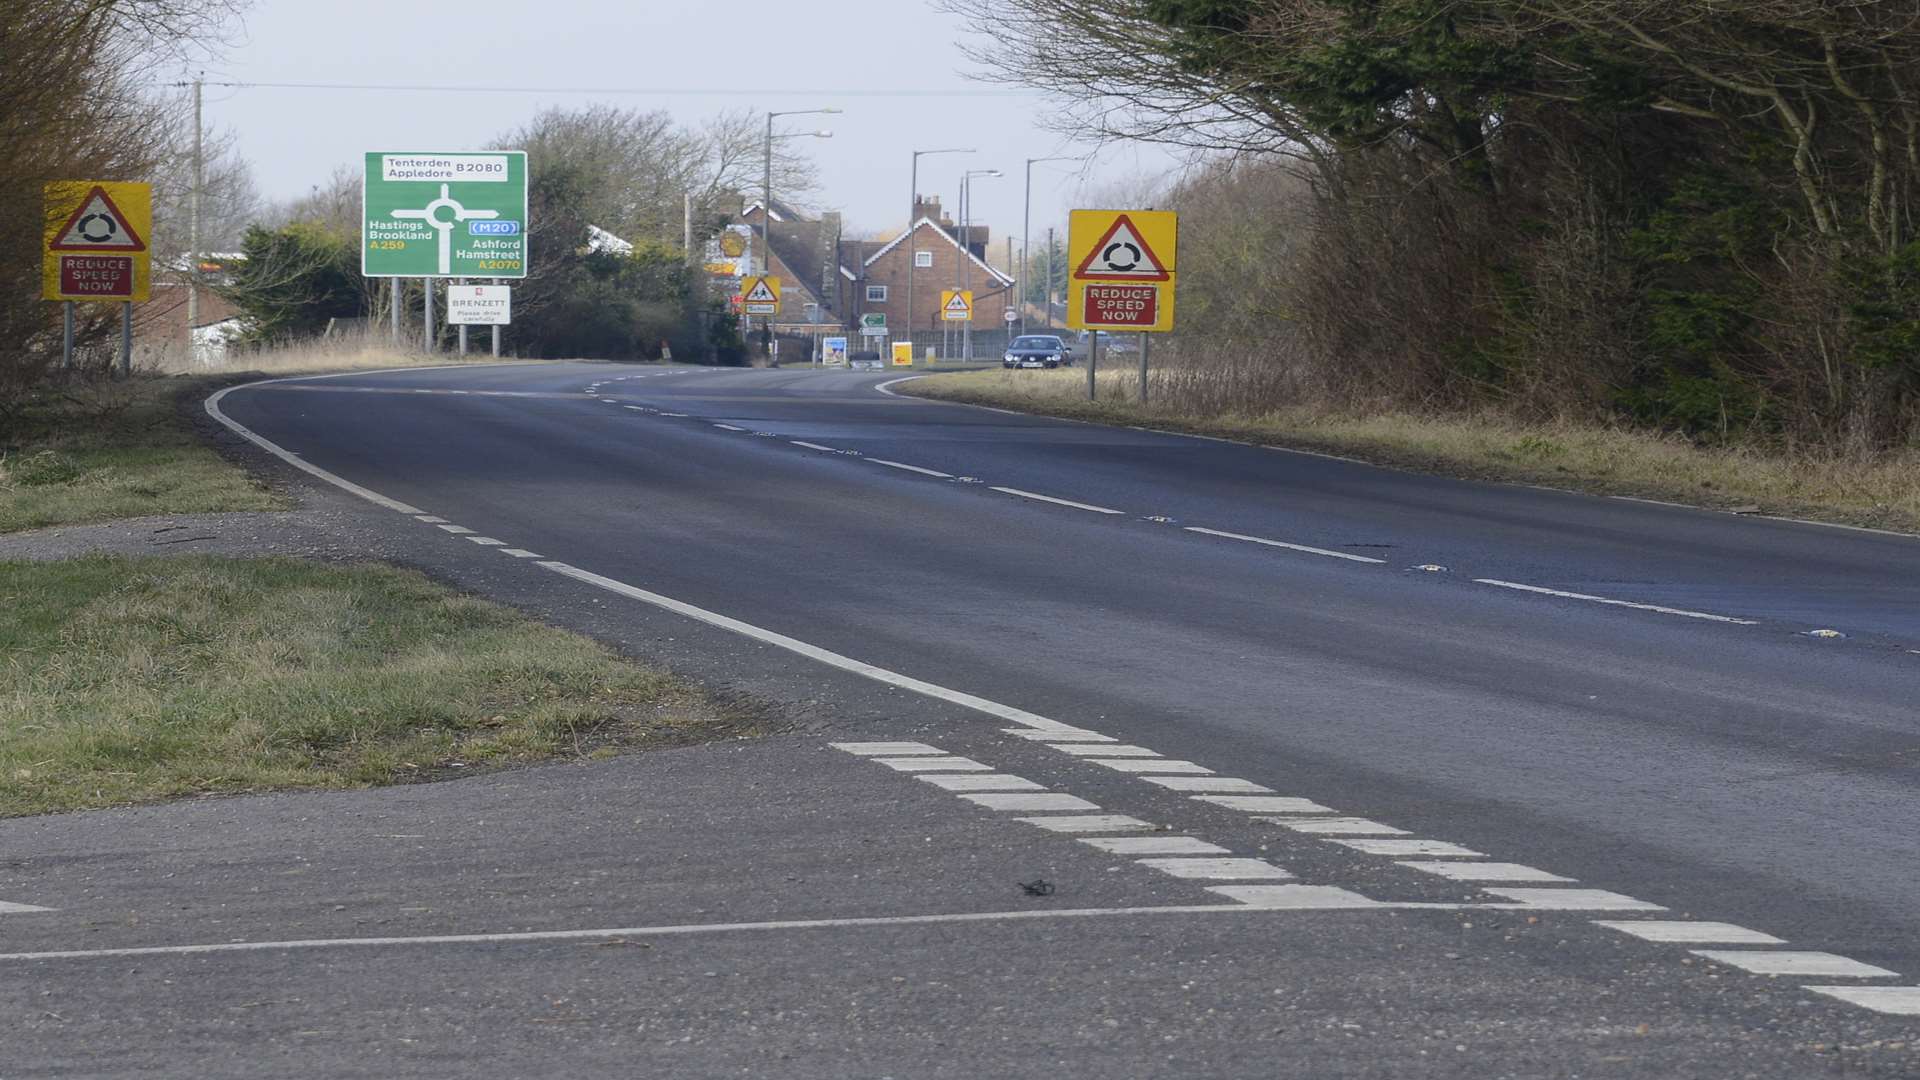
xmin=190 ymin=80 xmax=1035 ymax=99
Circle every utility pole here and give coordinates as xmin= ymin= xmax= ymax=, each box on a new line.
xmin=908 ymin=148 xmax=971 ymax=362
xmin=958 ymin=168 xmax=1001 ymax=361
xmin=763 ymin=108 xmax=839 ymax=363
xmin=186 ymin=75 xmax=203 ymax=362
xmin=1021 ymin=156 xmax=1080 ymax=335
xmin=1046 ymin=226 xmax=1055 ymax=329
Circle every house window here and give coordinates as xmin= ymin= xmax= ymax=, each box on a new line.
xmin=866 ymin=285 xmax=888 ymax=302
xmin=914 ymin=251 xmax=933 ymax=268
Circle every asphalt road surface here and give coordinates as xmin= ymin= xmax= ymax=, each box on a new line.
xmin=4 ymin=360 xmax=1918 ymax=1078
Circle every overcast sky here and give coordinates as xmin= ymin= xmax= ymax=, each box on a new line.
xmin=188 ymin=0 xmax=1187 ymax=244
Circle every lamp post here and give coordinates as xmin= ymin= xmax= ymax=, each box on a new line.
xmin=760 ymin=108 xmax=838 ymax=360
xmin=1023 ymin=156 xmax=1083 ymax=334
xmin=959 ymin=168 xmax=1001 ymax=361
xmin=907 ymin=148 xmax=971 ymax=358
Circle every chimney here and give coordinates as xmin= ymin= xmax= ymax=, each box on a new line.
xmin=914 ymin=194 xmax=947 ymax=227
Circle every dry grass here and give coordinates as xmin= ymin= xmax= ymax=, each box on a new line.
xmin=909 ymin=368 xmax=1920 ymax=533
xmin=0 ymin=556 xmax=742 ymax=817
xmin=143 ymin=329 xmax=519 ymax=377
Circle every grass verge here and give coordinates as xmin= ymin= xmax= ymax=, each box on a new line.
xmin=1 ymin=342 xmax=520 ymax=534
xmin=907 ymin=368 xmax=1920 ymax=534
xmin=0 ymin=556 xmax=740 ymax=817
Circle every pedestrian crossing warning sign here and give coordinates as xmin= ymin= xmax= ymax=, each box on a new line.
xmin=1071 ymin=211 xmax=1173 ymax=282
xmin=48 ymin=185 xmax=148 ymax=252
xmin=740 ymin=275 xmax=780 ymax=315
xmin=941 ymin=290 xmax=973 ymax=321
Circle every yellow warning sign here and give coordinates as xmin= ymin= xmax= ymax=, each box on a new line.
xmin=1067 ymin=209 xmax=1177 ymax=333
xmin=740 ymin=275 xmax=781 ymax=315
xmin=940 ymin=290 xmax=973 ymax=322
xmin=43 ymin=180 xmax=152 ymax=302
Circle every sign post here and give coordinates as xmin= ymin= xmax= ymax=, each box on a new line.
xmin=1068 ymin=209 xmax=1178 ymax=400
xmin=43 ymin=181 xmax=152 ymax=374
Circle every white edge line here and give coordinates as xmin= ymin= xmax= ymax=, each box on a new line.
xmin=535 ymin=561 xmax=1093 ymax=736
xmin=868 ymin=459 xmax=954 ymax=479
xmin=1184 ymin=526 xmax=1388 ymax=564
xmin=0 ymin=903 xmax=1419 ymax=963
xmin=874 ymin=375 xmax=928 ymax=397
xmin=205 ymin=381 xmax=424 ymax=515
xmin=1473 ymin=579 xmax=1760 ymax=625
xmin=989 ymin=487 xmax=1126 ymax=515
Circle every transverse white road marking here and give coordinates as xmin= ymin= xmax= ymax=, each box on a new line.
xmin=1398 ymin=861 xmax=1575 ymax=883
xmin=1593 ymin=921 xmax=1785 ymax=945
xmin=414 ymin=515 xmax=449 ymax=524
xmin=436 ymin=524 xmax=475 ymax=535
xmin=1192 ymin=796 xmax=1334 ymax=814
xmin=1084 ymin=758 xmax=1213 ymax=774
xmin=1053 ymin=743 xmax=1159 ymax=757
xmin=1690 ymin=951 xmax=1898 ymax=978
xmin=916 ymin=774 xmax=1045 ymax=792
xmin=1803 ymin=986 xmax=1920 ymax=1015
xmin=874 ymin=756 xmax=992 ymax=772
xmin=1137 ymin=857 xmax=1294 ymax=881
xmin=1212 ymin=885 xmax=1385 ymax=909
xmin=466 ymin=536 xmax=506 ymax=546
xmin=1484 ymin=889 xmax=1663 ymax=911
xmin=1330 ymin=839 xmax=1486 ymax=858
xmin=1080 ymin=836 xmax=1229 ymax=856
xmin=960 ymin=793 xmax=1100 ymax=812
xmin=832 ymin=741 xmax=946 ymax=756
xmin=1141 ymin=777 xmax=1273 ymax=793
xmin=1473 ymin=579 xmax=1760 ymax=625
xmin=1015 ymin=815 xmax=1156 ymax=833
xmin=1184 ymin=526 xmax=1388 ymax=565
xmin=868 ymin=459 xmax=954 ymax=479
xmin=1267 ymin=817 xmax=1409 ymax=836
xmin=1006 ymin=729 xmax=1114 ymax=742
xmin=989 ymin=487 xmax=1127 ymax=515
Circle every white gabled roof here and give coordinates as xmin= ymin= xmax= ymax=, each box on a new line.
xmin=864 ymin=217 xmax=1015 ymax=286
xmin=587 ymin=224 xmax=633 ymax=256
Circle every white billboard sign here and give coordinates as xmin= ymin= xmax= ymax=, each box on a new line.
xmin=446 ymin=284 xmax=511 ymax=325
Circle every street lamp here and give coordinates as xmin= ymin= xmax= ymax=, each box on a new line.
xmin=1023 ymin=156 xmax=1085 ymax=333
xmin=959 ymin=168 xmax=1002 ymax=361
xmin=761 ymin=107 xmax=838 ymax=359
xmin=907 ymin=148 xmax=972 ymax=354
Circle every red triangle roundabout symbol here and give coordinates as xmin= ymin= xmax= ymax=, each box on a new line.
xmin=1073 ymin=214 xmax=1168 ymax=281
xmin=49 ymin=186 xmax=146 ymax=252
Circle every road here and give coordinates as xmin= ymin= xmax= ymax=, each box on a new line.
xmin=4 ymin=360 xmax=1917 ymax=1077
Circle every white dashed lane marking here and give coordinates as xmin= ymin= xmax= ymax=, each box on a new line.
xmin=1192 ymin=796 xmax=1333 ymax=814
xmin=436 ymin=524 xmax=475 ymax=535
xmin=989 ymin=487 xmax=1127 ymax=515
xmin=1184 ymin=526 xmax=1389 ymax=565
xmin=1054 ymin=743 xmax=1159 ymax=757
xmin=1268 ymin=817 xmax=1409 ymax=835
xmin=466 ymin=537 xmax=506 ymax=546
xmin=499 ymin=549 xmax=544 ymax=559
xmin=869 ymin=459 xmax=954 ymax=479
xmin=832 ymin=741 xmax=946 ymax=756
xmin=1332 ymin=839 xmax=1485 ymax=858
xmin=713 ymin=423 xmax=746 ymax=430
xmin=1473 ymin=579 xmax=1760 ymax=625
xmin=790 ymin=441 xmax=839 ymax=453
xmin=0 ymin=901 xmax=53 ymax=914
xmin=959 ymin=792 xmax=1100 ymax=812
xmin=1483 ymin=889 xmax=1662 ymax=911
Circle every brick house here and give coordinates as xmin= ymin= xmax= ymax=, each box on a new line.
xmin=842 ymin=195 xmax=1015 ymax=341
xmin=737 ymin=199 xmax=849 ymax=333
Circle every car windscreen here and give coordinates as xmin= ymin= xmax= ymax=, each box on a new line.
xmin=1010 ymin=337 xmax=1061 ymax=349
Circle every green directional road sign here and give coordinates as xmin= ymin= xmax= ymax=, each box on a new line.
xmin=362 ymin=151 xmax=528 ymax=278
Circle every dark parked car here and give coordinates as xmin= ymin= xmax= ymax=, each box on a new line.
xmin=1002 ymin=334 xmax=1069 ymax=369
